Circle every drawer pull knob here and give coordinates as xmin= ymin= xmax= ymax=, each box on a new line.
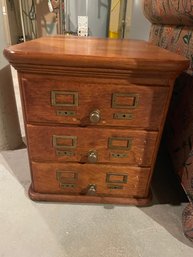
xmin=88 ymin=150 xmax=98 ymax=163
xmin=89 ymin=109 xmax=101 ymax=123
xmin=87 ymin=184 xmax=97 ymax=195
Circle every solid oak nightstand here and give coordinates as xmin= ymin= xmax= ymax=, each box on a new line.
xmin=4 ymin=36 xmax=189 ymax=205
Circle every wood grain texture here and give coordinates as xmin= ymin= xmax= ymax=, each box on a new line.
xmin=21 ymin=74 xmax=169 ymax=130
xmin=3 ymin=36 xmax=189 ymax=205
xmin=29 ymin=185 xmax=152 ymax=206
xmin=31 ymin=162 xmax=151 ymax=198
xmin=27 ymin=125 xmax=157 ymax=166
xmin=3 ymin=36 xmax=189 ymax=74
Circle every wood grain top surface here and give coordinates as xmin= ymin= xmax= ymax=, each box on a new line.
xmin=4 ymin=36 xmax=189 ymax=72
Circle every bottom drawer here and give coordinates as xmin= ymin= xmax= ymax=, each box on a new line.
xmin=31 ymin=162 xmax=151 ymax=198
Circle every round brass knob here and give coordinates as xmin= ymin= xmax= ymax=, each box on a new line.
xmin=87 ymin=184 xmax=97 ymax=195
xmin=88 ymin=184 xmax=96 ymax=192
xmin=88 ymin=150 xmax=98 ymax=163
xmin=89 ymin=109 xmax=101 ymax=123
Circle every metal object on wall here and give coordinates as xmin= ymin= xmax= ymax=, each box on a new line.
xmin=62 ymin=0 xmax=110 ymax=37
xmin=119 ymin=0 xmax=127 ymax=38
xmin=18 ymin=0 xmax=134 ymax=39
xmin=108 ymin=0 xmax=133 ymax=39
xmin=108 ymin=0 xmax=121 ymax=38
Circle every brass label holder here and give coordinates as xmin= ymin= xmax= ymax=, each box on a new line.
xmin=106 ymin=173 xmax=128 ymax=184
xmin=112 ymin=93 xmax=139 ymax=109
xmin=56 ymin=171 xmax=78 ymax=189
xmin=51 ymin=91 xmax=78 ymax=107
xmin=108 ymin=137 xmax=132 ymax=150
xmin=53 ymin=135 xmax=77 ymax=149
xmin=107 ymin=173 xmax=126 ymax=189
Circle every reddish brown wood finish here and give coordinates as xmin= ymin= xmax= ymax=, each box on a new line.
xmin=27 ymin=125 xmax=157 ymax=166
xmin=21 ymin=74 xmax=169 ymax=129
xmin=31 ymin=162 xmax=151 ymax=198
xmin=28 ymin=185 xmax=153 ymax=206
xmin=3 ymin=36 xmax=188 ymax=73
xmin=3 ymin=36 xmax=189 ymax=205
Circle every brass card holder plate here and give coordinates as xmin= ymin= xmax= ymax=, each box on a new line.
xmin=108 ymin=137 xmax=132 ymax=150
xmin=51 ymin=91 xmax=78 ymax=107
xmin=106 ymin=173 xmax=128 ymax=184
xmin=112 ymin=93 xmax=139 ymax=109
xmin=56 ymin=171 xmax=78 ymax=189
xmin=56 ymin=171 xmax=78 ymax=181
xmin=53 ymin=135 xmax=77 ymax=149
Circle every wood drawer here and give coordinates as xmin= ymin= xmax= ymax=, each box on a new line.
xmin=31 ymin=162 xmax=151 ymax=198
xmin=27 ymin=125 xmax=157 ymax=166
xmin=21 ymin=75 xmax=169 ymax=129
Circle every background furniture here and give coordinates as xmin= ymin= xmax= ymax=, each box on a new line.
xmin=144 ymin=0 xmax=193 ymax=242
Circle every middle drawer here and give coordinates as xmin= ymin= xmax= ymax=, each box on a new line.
xmin=27 ymin=125 xmax=157 ymax=166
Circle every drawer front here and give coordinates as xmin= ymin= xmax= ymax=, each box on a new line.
xmin=27 ymin=125 xmax=157 ymax=166
xmin=31 ymin=162 xmax=151 ymax=198
xmin=22 ymin=76 xmax=169 ymax=129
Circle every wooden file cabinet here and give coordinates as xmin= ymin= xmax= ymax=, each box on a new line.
xmin=4 ymin=36 xmax=189 ymax=205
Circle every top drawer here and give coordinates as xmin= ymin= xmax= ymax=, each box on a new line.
xmin=21 ymin=75 xmax=169 ymax=129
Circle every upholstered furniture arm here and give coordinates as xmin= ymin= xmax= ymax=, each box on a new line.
xmin=143 ymin=0 xmax=193 ymax=74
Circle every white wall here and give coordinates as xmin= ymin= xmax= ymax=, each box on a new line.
xmin=0 ymin=7 xmax=8 ymax=69
xmin=127 ymin=0 xmax=151 ymax=40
